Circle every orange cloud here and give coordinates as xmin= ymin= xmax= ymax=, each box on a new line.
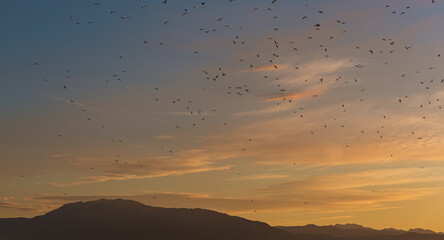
xmin=259 ymin=167 xmax=444 ymax=194
xmin=48 ymin=165 xmax=232 ymax=187
xmin=227 ymin=174 xmax=288 ymax=181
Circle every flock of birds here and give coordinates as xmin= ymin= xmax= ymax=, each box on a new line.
xmin=30 ymin=0 xmax=443 ymax=204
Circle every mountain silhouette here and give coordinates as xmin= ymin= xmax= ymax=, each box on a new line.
xmin=0 ymin=199 xmax=293 ymax=240
xmin=1 ymin=199 xmax=443 ymax=240
xmin=277 ymin=224 xmax=444 ymax=240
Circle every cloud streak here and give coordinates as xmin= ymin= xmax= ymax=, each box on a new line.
xmin=242 ymin=64 xmax=290 ymax=73
xmin=0 ymin=201 xmax=39 ymax=212
xmin=39 ymin=92 xmax=105 ymax=114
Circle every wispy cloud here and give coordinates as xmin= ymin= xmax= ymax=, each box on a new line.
xmin=160 ymin=111 xmax=214 ymax=116
xmin=0 ymin=201 xmax=39 ymax=211
xmin=153 ymin=135 xmax=175 ymax=140
xmin=241 ymin=64 xmax=290 ymax=73
xmin=49 ymin=165 xmax=232 ymax=187
xmin=39 ymin=92 xmax=105 ymax=114
xmin=277 ymin=58 xmax=354 ymax=86
xmin=227 ymin=174 xmax=288 ymax=181
xmin=235 ymin=58 xmax=354 ymax=116
xmin=259 ymin=167 xmax=444 ymax=193
xmin=234 ymin=103 xmax=293 ymax=116
xmin=48 ymin=149 xmax=236 ymax=186
xmin=266 ymin=88 xmax=325 ymax=102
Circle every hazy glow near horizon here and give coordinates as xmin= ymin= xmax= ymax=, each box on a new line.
xmin=1 ymin=0 xmax=444 ymax=232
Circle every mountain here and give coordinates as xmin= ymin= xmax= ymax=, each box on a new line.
xmin=277 ymin=224 xmax=444 ymax=240
xmin=277 ymin=224 xmax=403 ymax=237
xmin=0 ymin=199 xmax=293 ymax=240
xmin=408 ymin=228 xmax=443 ymax=235
xmin=1 ymin=199 xmax=443 ymax=240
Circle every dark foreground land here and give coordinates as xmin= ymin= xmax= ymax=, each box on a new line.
xmin=0 ymin=199 xmax=442 ymax=240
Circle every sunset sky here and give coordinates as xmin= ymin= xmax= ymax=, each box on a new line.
xmin=1 ymin=0 xmax=444 ymax=232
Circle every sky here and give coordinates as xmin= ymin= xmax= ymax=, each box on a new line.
xmin=1 ymin=0 xmax=444 ymax=232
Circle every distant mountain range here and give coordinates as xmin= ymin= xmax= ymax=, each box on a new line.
xmin=278 ymin=224 xmax=444 ymax=240
xmin=0 ymin=199 xmax=442 ymax=240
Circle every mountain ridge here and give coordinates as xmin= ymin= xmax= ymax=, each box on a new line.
xmin=0 ymin=199 xmax=443 ymax=240
xmin=277 ymin=224 xmax=444 ymax=238
xmin=0 ymin=199 xmax=293 ymax=240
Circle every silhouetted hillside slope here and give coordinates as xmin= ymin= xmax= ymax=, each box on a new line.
xmin=0 ymin=199 xmax=293 ymax=240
